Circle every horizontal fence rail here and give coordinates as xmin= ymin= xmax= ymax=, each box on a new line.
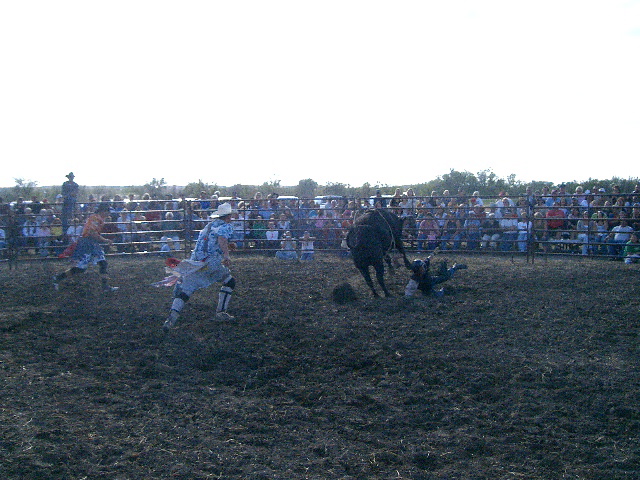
xmin=1 ymin=193 xmax=639 ymax=266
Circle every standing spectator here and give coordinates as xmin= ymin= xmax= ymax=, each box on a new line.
xmin=61 ymin=172 xmax=79 ymax=239
xmin=52 ymin=203 xmax=118 ymax=292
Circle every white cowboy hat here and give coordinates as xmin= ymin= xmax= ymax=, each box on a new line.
xmin=209 ymin=202 xmax=236 ymax=218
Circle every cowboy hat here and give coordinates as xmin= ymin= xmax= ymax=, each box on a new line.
xmin=209 ymin=202 xmax=236 ymax=218
xmin=66 ymin=172 xmax=75 ymax=179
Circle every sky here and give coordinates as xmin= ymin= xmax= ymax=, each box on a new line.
xmin=1 ymin=0 xmax=639 ymax=190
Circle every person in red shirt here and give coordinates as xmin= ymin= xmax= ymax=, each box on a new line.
xmin=545 ymin=204 xmax=566 ymax=240
xmin=53 ymin=203 xmax=118 ymax=292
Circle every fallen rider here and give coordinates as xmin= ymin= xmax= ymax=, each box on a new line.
xmin=404 ymin=250 xmax=467 ymax=298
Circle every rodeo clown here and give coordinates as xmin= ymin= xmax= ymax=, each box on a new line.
xmin=53 ymin=202 xmax=119 ymax=292
xmin=162 ymin=202 xmax=237 ymax=330
xmin=404 ymin=248 xmax=467 ymax=298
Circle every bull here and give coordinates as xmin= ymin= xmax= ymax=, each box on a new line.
xmin=346 ymin=209 xmax=411 ymax=297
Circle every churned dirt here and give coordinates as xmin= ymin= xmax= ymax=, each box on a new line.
xmin=1 ymin=253 xmax=639 ymax=479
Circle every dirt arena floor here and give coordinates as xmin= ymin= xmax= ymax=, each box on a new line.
xmin=1 ymin=252 xmax=639 ymax=479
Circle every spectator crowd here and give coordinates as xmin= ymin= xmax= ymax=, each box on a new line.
xmin=2 ymin=176 xmax=640 ymax=264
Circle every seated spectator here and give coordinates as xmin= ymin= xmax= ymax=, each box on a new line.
xmin=21 ymin=211 xmax=38 ymax=253
xmin=481 ymin=213 xmax=501 ymax=250
xmin=439 ymin=214 xmax=458 ymax=251
xmin=402 ymin=188 xmax=419 ymax=219
xmin=532 ymin=211 xmax=547 ymax=252
xmin=575 ymin=211 xmax=596 ymax=255
xmin=66 ymin=217 xmax=84 ymax=244
xmin=498 ymin=208 xmax=518 ymax=251
xmin=469 ymin=191 xmax=484 ymax=207
xmin=338 ymin=230 xmax=351 ymax=258
xmin=566 ymin=207 xmax=582 ymax=237
xmin=464 ymin=205 xmax=484 ymax=250
xmin=313 ymin=209 xmax=328 ymax=248
xmin=372 ymin=189 xmax=387 ymax=209
xmin=299 ymin=231 xmax=315 ymax=260
xmin=605 ymin=215 xmax=634 ymax=258
xmin=116 ymin=210 xmax=134 ymax=248
xmin=276 ymin=213 xmax=290 ymax=232
xmin=161 ymin=211 xmax=178 ymax=233
xmin=417 ymin=213 xmax=439 ymax=252
xmin=0 ymin=221 xmax=6 ymax=250
xmin=35 ymin=221 xmax=52 ymax=256
xmin=230 ymin=212 xmax=245 ymax=248
xmin=623 ymin=233 xmax=640 ymax=264
xmin=516 ymin=215 xmax=532 ymax=253
xmin=49 ymin=217 xmax=65 ymax=255
xmin=265 ymin=221 xmax=279 ymax=249
xmin=133 ymin=213 xmax=151 ymax=250
xmin=275 ymin=231 xmax=298 ymax=260
xmin=451 ymin=205 xmax=467 ymax=250
xmin=251 ymin=215 xmax=267 ymax=248
xmin=630 ymin=204 xmax=640 ymax=232
xmin=545 ymin=189 xmax=560 ymax=207
xmin=160 ymin=236 xmax=180 ymax=254
xmin=592 ymin=211 xmax=610 ymax=254
xmin=197 ymin=191 xmax=211 ymax=212
xmin=544 ymin=203 xmax=566 ymax=240
xmin=494 ymin=196 xmax=514 ymax=218
xmin=402 ymin=218 xmax=417 ymax=248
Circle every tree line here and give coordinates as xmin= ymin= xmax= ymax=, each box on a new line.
xmin=2 ymin=170 xmax=639 ymax=203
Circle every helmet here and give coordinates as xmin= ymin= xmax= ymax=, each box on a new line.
xmin=413 ymin=259 xmax=425 ymax=269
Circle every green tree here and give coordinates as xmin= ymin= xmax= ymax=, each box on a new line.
xmin=12 ymin=178 xmax=38 ymax=199
xmin=259 ymin=179 xmax=281 ymax=196
xmin=323 ymin=182 xmax=349 ymax=197
xmin=183 ymin=180 xmax=216 ymax=198
xmin=358 ymin=182 xmax=372 ymax=199
xmin=296 ymin=178 xmax=318 ymax=199
xmin=143 ymin=178 xmax=167 ymax=196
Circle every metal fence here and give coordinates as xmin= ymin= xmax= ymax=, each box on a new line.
xmin=1 ymin=193 xmax=639 ymax=266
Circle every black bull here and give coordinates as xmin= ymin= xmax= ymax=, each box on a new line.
xmin=346 ymin=209 xmax=411 ymax=297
